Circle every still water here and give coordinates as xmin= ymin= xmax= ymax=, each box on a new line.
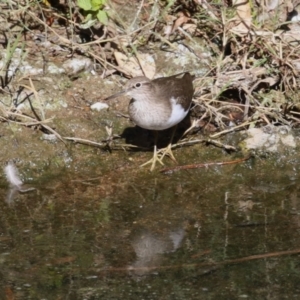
xmin=1 ymin=152 xmax=300 ymax=299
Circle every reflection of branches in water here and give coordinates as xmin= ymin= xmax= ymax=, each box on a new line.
xmin=6 ymin=187 xmax=19 ymax=205
xmin=4 ymin=161 xmax=35 ymax=205
xmin=101 ymin=248 xmax=300 ymax=275
xmin=6 ymin=186 xmax=36 ymax=206
xmin=161 ymin=154 xmax=253 ymax=174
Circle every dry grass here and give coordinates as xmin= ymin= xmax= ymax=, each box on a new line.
xmin=0 ymin=0 xmax=300 ymax=144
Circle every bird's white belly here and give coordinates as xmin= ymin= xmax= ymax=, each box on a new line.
xmin=129 ymin=97 xmax=189 ymax=130
xmin=164 ymin=97 xmax=189 ymax=128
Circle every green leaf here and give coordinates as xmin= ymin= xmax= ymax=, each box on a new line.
xmin=92 ymin=0 xmax=106 ymax=6
xmin=80 ymin=18 xmax=97 ymax=29
xmin=97 ymin=10 xmax=108 ymax=25
xmin=82 ymin=12 xmax=93 ymax=22
xmin=77 ymin=0 xmax=92 ymax=10
xmin=91 ymin=0 xmax=106 ymax=10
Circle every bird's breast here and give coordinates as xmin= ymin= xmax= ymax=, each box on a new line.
xmin=128 ymin=97 xmax=189 ymax=131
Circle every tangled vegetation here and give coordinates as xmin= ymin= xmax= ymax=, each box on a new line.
xmin=1 ymin=0 xmax=300 ymax=141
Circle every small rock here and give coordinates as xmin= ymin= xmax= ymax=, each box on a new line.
xmin=62 ymin=57 xmax=93 ymax=75
xmin=90 ymin=102 xmax=109 ymax=111
xmin=42 ymin=134 xmax=58 ymax=143
xmin=47 ymin=63 xmax=65 ymax=74
xmin=243 ymin=125 xmax=296 ymax=152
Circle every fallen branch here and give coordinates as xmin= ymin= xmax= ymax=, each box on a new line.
xmin=0 ymin=113 xmax=65 ymax=144
xmin=64 ymin=136 xmax=139 ymax=149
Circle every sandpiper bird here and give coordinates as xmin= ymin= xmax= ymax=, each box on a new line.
xmin=105 ymin=72 xmax=194 ymax=171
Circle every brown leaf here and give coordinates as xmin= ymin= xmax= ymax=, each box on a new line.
xmin=172 ymin=12 xmax=190 ymax=33
xmin=230 ymin=0 xmax=252 ymax=34
xmin=114 ymin=52 xmax=156 ymax=78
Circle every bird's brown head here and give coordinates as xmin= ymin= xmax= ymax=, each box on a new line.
xmin=105 ymin=76 xmax=151 ymax=101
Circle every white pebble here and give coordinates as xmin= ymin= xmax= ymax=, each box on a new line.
xmin=90 ymin=102 xmax=109 ymax=111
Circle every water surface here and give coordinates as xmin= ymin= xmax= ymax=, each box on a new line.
xmin=1 ymin=153 xmax=300 ymax=299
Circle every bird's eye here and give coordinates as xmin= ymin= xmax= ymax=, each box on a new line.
xmin=135 ymin=83 xmax=141 ymax=88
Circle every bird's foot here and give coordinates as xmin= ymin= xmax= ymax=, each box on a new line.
xmin=140 ymin=152 xmax=165 ymax=171
xmin=157 ymin=143 xmax=177 ymax=162
xmin=140 ymin=144 xmax=177 ymax=171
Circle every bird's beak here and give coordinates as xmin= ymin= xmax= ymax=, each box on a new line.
xmin=105 ymin=90 xmax=127 ymax=100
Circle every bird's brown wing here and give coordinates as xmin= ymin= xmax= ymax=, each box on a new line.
xmin=153 ymin=73 xmax=194 ymax=111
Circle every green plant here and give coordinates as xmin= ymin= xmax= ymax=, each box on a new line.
xmin=0 ymin=32 xmax=26 ymax=90
xmin=77 ymin=0 xmax=108 ymax=28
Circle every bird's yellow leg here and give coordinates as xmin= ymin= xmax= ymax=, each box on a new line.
xmin=158 ymin=126 xmax=177 ymax=162
xmin=140 ymin=131 xmax=164 ymax=171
